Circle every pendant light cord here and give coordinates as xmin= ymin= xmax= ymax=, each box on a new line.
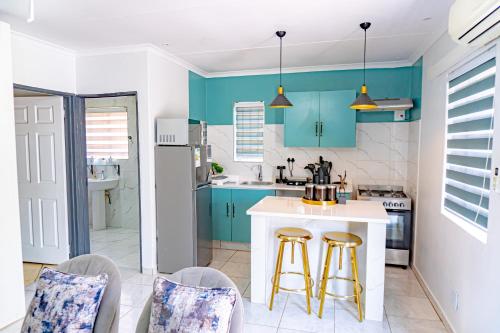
xmin=279 ymin=36 xmax=283 ymax=87
xmin=363 ymin=27 xmax=366 ymax=85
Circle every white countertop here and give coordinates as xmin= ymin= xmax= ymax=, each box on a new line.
xmin=247 ymin=196 xmax=389 ymax=224
xmin=211 ymin=182 xmax=353 ymax=193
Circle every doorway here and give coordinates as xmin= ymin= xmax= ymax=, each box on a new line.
xmin=84 ymin=95 xmax=141 ymax=271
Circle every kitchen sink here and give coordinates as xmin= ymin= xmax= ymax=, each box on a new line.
xmin=240 ymin=181 xmax=274 ymax=186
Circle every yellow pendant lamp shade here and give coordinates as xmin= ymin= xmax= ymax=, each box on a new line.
xmin=270 ymin=31 xmax=293 ymax=108
xmin=270 ymin=86 xmax=293 ymax=108
xmin=350 ymin=84 xmax=377 ymax=110
xmin=350 ymin=22 xmax=377 ymax=111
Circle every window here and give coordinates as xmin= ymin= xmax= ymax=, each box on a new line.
xmin=85 ymin=107 xmax=129 ymax=159
xmin=233 ymin=102 xmax=265 ymax=162
xmin=443 ymin=48 xmax=496 ymax=230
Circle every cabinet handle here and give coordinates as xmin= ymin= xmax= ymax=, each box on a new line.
xmin=226 ymin=203 xmax=229 ymax=217
xmin=315 ymin=122 xmax=319 ymax=136
xmin=232 ymin=203 xmax=235 ymax=218
xmin=320 ymin=122 xmax=323 ymax=137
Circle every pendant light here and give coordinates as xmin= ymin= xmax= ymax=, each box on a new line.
xmin=350 ymin=22 xmax=377 ymax=110
xmin=270 ymin=31 xmax=293 ymax=108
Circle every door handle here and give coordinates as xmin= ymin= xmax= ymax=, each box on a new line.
xmin=320 ymin=122 xmax=323 ymax=137
xmin=232 ymin=203 xmax=235 ymax=218
xmin=226 ymin=203 xmax=229 ymax=217
xmin=315 ymin=122 xmax=319 ymax=136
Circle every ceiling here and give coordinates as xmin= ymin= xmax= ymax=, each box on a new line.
xmin=0 ymin=0 xmax=454 ymax=74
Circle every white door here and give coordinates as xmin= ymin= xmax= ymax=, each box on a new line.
xmin=14 ymin=96 xmax=69 ymax=264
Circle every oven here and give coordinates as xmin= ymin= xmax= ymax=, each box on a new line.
xmin=385 ymin=209 xmax=412 ymax=267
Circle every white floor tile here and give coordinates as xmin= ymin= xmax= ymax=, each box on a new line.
xmin=277 ymin=329 xmax=310 ymax=333
xmin=120 ymin=283 xmax=152 ymax=307
xmin=387 ymin=316 xmax=447 ymax=333
xmin=384 ymin=276 xmax=426 ymax=298
xmin=118 ymin=307 xmax=143 ymax=333
xmin=279 ymin=294 xmax=335 ymax=333
xmin=243 ymin=294 xmax=287 ymax=327
xmin=221 ymin=262 xmax=251 ymax=278
xmin=384 ymin=294 xmax=440 ymax=320
xmin=385 ymin=266 xmax=417 ymax=280
xmin=335 ymin=309 xmax=391 ymax=333
xmin=209 ymin=260 xmax=226 ymax=269
xmin=229 ymin=251 xmax=251 ymax=264
xmin=213 ymin=248 xmax=237 ymax=261
xmin=244 ymin=323 xmax=278 ymax=333
xmin=228 ymin=277 xmax=250 ymax=294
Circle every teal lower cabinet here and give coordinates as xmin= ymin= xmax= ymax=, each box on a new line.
xmin=212 ymin=188 xmax=275 ymax=243
xmin=212 ymin=188 xmax=232 ymax=242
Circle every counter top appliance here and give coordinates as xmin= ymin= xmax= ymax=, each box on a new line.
xmin=357 ymin=184 xmax=412 ymax=267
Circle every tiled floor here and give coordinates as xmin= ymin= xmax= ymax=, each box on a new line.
xmin=90 ymin=227 xmax=140 ymax=270
xmin=5 ymin=249 xmax=448 ymax=333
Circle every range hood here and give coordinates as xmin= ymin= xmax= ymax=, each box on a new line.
xmin=360 ymin=98 xmax=414 ymax=112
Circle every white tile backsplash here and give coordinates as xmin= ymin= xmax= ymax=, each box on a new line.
xmin=208 ymin=122 xmax=419 ymax=193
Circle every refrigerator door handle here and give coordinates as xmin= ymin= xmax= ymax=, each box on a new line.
xmin=226 ymin=202 xmax=229 ymax=217
xmin=232 ymin=203 xmax=235 ymax=218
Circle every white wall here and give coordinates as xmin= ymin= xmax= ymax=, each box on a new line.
xmin=11 ymin=32 xmax=76 ymax=93
xmin=415 ymin=33 xmax=500 ymax=333
xmin=77 ymin=48 xmax=189 ymax=273
xmin=0 ymin=21 xmax=26 ymax=329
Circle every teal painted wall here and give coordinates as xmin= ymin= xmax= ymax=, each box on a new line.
xmin=205 ymin=67 xmax=417 ymax=125
xmin=189 ymin=71 xmax=207 ymax=121
xmin=410 ymin=57 xmax=423 ymax=121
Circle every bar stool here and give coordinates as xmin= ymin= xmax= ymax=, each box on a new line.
xmin=318 ymin=232 xmax=363 ymax=321
xmin=269 ymin=227 xmax=314 ymax=314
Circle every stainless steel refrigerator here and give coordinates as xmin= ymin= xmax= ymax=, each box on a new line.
xmin=155 ymin=123 xmax=212 ymax=273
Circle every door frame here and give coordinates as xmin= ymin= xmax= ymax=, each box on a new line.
xmin=13 ymin=85 xmax=143 ymax=271
xmin=80 ymin=91 xmax=142 ymax=271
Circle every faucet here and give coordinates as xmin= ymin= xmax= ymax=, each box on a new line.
xmin=257 ymin=165 xmax=263 ymax=181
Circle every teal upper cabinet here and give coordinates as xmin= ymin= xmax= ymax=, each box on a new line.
xmin=319 ymin=90 xmax=356 ymax=147
xmin=284 ymin=90 xmax=356 ymax=147
xmin=284 ymin=92 xmax=320 ymax=147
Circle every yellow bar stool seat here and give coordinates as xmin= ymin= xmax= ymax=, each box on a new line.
xmin=318 ymin=231 xmax=364 ymax=321
xmin=269 ymin=227 xmax=314 ymax=314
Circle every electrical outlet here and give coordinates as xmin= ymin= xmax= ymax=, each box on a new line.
xmin=453 ymin=290 xmax=459 ymax=311
xmin=394 ymin=110 xmax=406 ymax=121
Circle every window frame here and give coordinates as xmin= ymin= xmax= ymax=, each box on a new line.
xmin=441 ymin=44 xmax=498 ymax=240
xmin=85 ymin=106 xmax=130 ymax=160
xmin=233 ymin=101 xmax=265 ymax=163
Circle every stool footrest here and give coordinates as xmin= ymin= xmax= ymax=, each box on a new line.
xmin=320 ymin=275 xmax=363 ymax=301
xmin=271 ymin=271 xmax=315 ymax=293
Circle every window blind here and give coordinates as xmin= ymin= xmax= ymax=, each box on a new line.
xmin=233 ymin=102 xmax=265 ymax=162
xmin=85 ymin=107 xmax=129 ymax=159
xmin=444 ymin=49 xmax=496 ymax=229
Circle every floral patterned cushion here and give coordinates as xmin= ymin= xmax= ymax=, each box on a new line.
xmin=22 ymin=267 xmax=108 ymax=333
xmin=149 ymin=276 xmax=237 ymax=333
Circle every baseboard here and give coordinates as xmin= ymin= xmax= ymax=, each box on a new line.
xmin=411 ymin=264 xmax=457 ymax=333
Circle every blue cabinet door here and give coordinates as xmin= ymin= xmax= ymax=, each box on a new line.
xmin=319 ymin=90 xmax=357 ymax=147
xmin=284 ymin=92 xmax=320 ymax=147
xmin=231 ymin=189 xmax=275 ymax=243
xmin=211 ymin=188 xmax=232 ymax=241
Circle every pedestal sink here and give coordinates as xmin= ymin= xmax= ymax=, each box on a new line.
xmin=88 ymin=178 xmax=119 ymax=231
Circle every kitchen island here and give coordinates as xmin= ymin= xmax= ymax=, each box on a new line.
xmin=247 ymin=196 xmax=389 ymax=321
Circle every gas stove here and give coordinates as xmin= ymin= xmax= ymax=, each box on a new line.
xmin=357 ymin=184 xmax=413 ymax=267
xmin=357 ymin=185 xmax=411 ymax=211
